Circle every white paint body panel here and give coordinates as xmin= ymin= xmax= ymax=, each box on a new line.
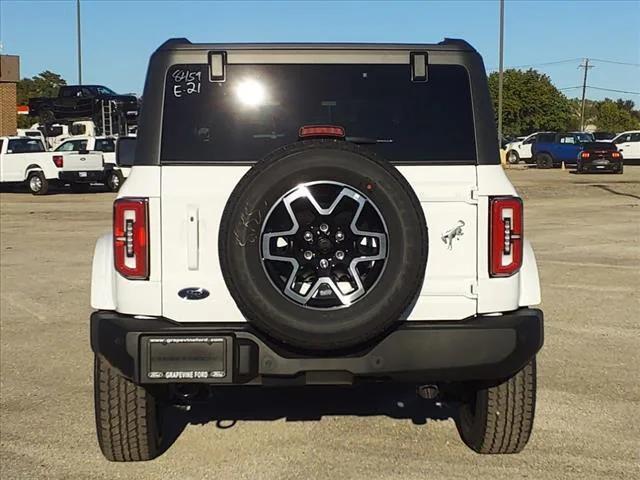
xmin=91 ymin=233 xmax=116 ymax=310
xmin=519 ymin=240 xmax=541 ymax=307
xmin=505 ymin=132 xmax=540 ymax=160
xmin=611 ymin=130 xmax=640 ymax=160
xmin=161 ymin=166 xmax=250 ymax=322
xmin=91 ymin=163 xmax=542 ymax=321
xmin=397 ymin=166 xmax=478 ymax=320
xmin=56 ymin=151 xmax=104 ymax=173
xmin=95 ymin=166 xmax=163 ymax=315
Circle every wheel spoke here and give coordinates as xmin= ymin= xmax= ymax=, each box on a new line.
xmin=261 ymin=181 xmax=388 ymax=309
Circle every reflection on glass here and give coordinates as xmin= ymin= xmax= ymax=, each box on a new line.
xmin=236 ymin=79 xmax=266 ymax=107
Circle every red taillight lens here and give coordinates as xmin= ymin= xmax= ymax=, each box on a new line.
xmin=580 ymin=151 xmax=590 ymax=159
xmin=490 ymin=197 xmax=523 ymax=277
xmin=611 ymin=151 xmax=621 ymax=158
xmin=114 ymin=198 xmax=149 ymax=280
xmin=299 ymin=125 xmax=345 ymax=139
xmin=52 ymin=155 xmax=64 ymax=168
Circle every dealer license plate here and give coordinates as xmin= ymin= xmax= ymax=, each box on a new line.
xmin=145 ymin=336 xmax=227 ymax=380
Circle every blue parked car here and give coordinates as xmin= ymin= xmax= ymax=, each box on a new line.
xmin=531 ymin=132 xmax=595 ymax=168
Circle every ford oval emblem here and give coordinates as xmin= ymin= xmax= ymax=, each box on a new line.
xmin=178 ymin=287 xmax=210 ymax=300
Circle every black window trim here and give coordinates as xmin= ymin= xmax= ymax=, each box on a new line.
xmin=134 ymin=44 xmax=499 ymax=166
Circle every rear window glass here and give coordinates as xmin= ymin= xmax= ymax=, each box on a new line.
xmin=8 ymin=138 xmax=45 ymax=153
xmin=537 ymin=133 xmax=556 ymax=143
xmin=161 ymin=63 xmax=476 ymax=163
xmin=95 ymin=138 xmax=115 ymax=152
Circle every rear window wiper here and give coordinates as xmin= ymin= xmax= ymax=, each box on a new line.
xmin=346 ymin=137 xmax=394 ymax=145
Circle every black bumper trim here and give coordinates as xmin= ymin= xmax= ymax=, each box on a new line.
xmin=59 ymin=170 xmax=104 ymax=183
xmin=90 ymin=309 xmax=543 ymax=385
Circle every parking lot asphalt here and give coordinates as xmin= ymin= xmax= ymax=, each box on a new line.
xmin=1 ymin=168 xmax=639 ymax=480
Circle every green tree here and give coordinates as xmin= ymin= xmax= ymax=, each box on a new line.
xmin=16 ymin=71 xmax=67 ymax=128
xmin=614 ymin=98 xmax=640 ymax=124
xmin=593 ymin=99 xmax=640 ymax=132
xmin=488 ymin=68 xmax=572 ymax=136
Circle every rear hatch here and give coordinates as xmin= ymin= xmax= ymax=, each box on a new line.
xmin=155 ymin=47 xmax=482 ymax=322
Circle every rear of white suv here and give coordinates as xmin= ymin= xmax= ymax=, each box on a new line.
xmin=90 ymin=38 xmax=543 ymax=461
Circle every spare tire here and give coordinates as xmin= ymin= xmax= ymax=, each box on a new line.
xmin=219 ymin=140 xmax=428 ymax=351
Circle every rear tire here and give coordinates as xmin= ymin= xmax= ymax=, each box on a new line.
xmin=535 ymin=154 xmax=553 ymax=169
xmin=94 ymin=355 xmax=163 ymax=462
xmin=455 ymin=358 xmax=536 ymax=454
xmin=506 ymin=150 xmax=520 ymax=164
xmin=106 ymin=170 xmax=124 ymax=192
xmin=27 ymin=171 xmax=48 ymax=195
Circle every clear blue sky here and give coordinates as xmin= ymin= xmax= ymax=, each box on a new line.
xmin=1 ymin=0 xmax=639 ymax=101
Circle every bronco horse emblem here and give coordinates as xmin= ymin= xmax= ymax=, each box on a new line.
xmin=441 ymin=220 xmax=465 ymax=250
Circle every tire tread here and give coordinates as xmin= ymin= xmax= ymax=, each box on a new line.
xmin=94 ymin=355 xmax=160 ymax=462
xmin=457 ymin=359 xmax=536 ymax=454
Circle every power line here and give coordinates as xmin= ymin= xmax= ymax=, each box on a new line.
xmin=558 ymin=85 xmax=640 ymax=95
xmin=590 ymin=58 xmax=640 ymax=67
xmin=587 ymin=86 xmax=640 ymax=95
xmin=488 ymin=56 xmax=640 ymax=71
xmin=487 ymin=58 xmax=581 ymax=71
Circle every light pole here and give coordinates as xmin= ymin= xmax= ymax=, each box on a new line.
xmin=76 ymin=0 xmax=82 ymax=85
xmin=497 ymin=0 xmax=505 ymax=145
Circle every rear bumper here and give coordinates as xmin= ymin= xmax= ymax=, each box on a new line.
xmin=90 ymin=308 xmax=543 ymax=386
xmin=59 ymin=170 xmax=104 ymax=183
xmin=578 ymin=159 xmax=622 ymax=172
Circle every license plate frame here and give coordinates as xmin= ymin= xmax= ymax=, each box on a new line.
xmin=140 ymin=335 xmax=232 ymax=383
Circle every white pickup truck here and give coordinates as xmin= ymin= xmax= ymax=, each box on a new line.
xmin=54 ymin=136 xmax=129 ymax=191
xmin=0 ymin=136 xmax=103 ymax=194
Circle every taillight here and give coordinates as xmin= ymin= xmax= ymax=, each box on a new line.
xmin=580 ymin=151 xmax=590 ymax=159
xmin=299 ymin=125 xmax=345 ymax=139
xmin=52 ymin=155 xmax=64 ymax=168
xmin=113 ymin=198 xmax=149 ymax=280
xmin=611 ymin=151 xmax=621 ymax=158
xmin=490 ymin=197 xmax=523 ymax=277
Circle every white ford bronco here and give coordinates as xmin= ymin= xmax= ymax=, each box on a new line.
xmin=90 ymin=38 xmax=543 ymax=461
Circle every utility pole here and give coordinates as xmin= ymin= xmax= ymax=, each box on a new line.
xmin=497 ymin=0 xmax=505 ymax=145
xmin=579 ymin=58 xmax=594 ymax=131
xmin=76 ymin=0 xmax=82 ymax=85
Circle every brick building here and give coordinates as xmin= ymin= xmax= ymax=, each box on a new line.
xmin=0 ymin=55 xmax=20 ymax=136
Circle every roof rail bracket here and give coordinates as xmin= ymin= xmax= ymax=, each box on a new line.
xmin=208 ymin=51 xmax=227 ymax=82
xmin=410 ymin=52 xmax=428 ymax=82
